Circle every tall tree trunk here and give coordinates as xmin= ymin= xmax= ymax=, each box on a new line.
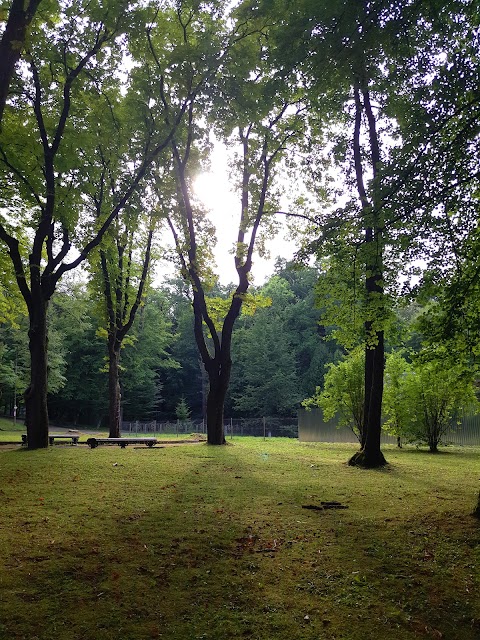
xmin=107 ymin=336 xmax=122 ymax=438
xmin=349 ymin=322 xmax=386 ymax=467
xmin=205 ymin=358 xmax=230 ymax=445
xmin=24 ymin=298 xmax=49 ymax=449
xmin=348 ymin=82 xmax=388 ymax=468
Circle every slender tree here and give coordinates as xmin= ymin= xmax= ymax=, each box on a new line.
xmin=0 ymin=1 xmax=185 ymax=448
xmin=144 ymin=1 xmax=305 ymax=442
xmin=95 ymin=213 xmax=155 ymax=438
xmin=347 ymin=73 xmax=387 ymax=467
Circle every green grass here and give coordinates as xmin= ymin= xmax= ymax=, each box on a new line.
xmin=0 ymin=416 xmax=25 ymax=435
xmin=0 ymin=438 xmax=479 ymax=640
xmin=0 ymin=417 xmax=203 ymax=442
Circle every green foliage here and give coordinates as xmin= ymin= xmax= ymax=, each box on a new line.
xmin=121 ymin=289 xmax=179 ymax=421
xmin=304 ymin=347 xmax=364 ymax=442
xmin=229 ymin=269 xmax=339 ymax=417
xmin=159 ymin=280 xmax=205 ymax=418
xmin=0 ymin=0 xmax=478 ymax=442
xmin=0 ymin=303 xmax=66 ymax=414
xmin=382 ymin=351 xmax=412 ymax=439
xmin=205 ymin=292 xmax=272 ymax=332
xmin=0 ymin=327 xmax=28 ymax=414
xmin=0 ymin=250 xmax=27 ymax=326
xmin=175 ymin=396 xmax=191 ymax=423
xmin=47 ymin=283 xmax=107 ymax=425
xmin=383 ymin=349 xmax=478 ymax=452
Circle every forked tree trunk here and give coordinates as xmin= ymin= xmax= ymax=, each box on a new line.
xmin=24 ymin=299 xmax=49 ymax=449
xmin=107 ymin=337 xmax=122 ymax=438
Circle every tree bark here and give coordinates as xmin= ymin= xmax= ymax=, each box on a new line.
xmin=0 ymin=0 xmax=43 ymax=125
xmin=205 ymin=363 xmax=229 ymax=445
xmin=24 ymin=297 xmax=49 ymax=449
xmin=107 ymin=336 xmax=122 ymax=438
xmin=349 ymin=327 xmax=387 ymax=467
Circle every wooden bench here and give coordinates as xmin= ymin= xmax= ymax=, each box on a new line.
xmin=86 ymin=437 xmax=158 ymax=449
xmin=21 ymin=434 xmax=80 ymax=446
xmin=49 ymin=434 xmax=80 ymax=445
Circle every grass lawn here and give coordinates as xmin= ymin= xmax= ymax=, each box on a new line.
xmin=0 ymin=437 xmax=479 ymax=640
xmin=0 ymin=416 xmax=26 ymax=435
xmin=0 ymin=417 xmax=202 ymax=442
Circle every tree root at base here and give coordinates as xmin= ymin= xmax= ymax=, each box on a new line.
xmin=348 ymin=449 xmax=388 ymax=468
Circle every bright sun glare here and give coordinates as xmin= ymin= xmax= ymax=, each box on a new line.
xmin=192 ymin=148 xmax=295 ymax=285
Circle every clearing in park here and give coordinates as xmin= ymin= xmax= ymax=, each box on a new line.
xmin=0 ymin=435 xmax=479 ymax=640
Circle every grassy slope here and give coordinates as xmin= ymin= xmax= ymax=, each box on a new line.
xmin=0 ymin=416 xmax=25 ymax=435
xmin=0 ymin=439 xmax=479 ymax=640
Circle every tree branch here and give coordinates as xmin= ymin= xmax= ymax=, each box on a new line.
xmin=0 ymin=222 xmax=32 ymax=312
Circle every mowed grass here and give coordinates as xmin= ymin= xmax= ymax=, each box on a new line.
xmin=0 ymin=438 xmax=479 ymax=640
xmin=0 ymin=416 xmax=26 ymax=436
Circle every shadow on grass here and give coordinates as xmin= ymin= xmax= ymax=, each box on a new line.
xmin=1 ymin=441 xmax=479 ymax=640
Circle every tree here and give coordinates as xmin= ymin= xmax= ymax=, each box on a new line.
xmin=273 ymin=262 xmax=341 ymax=400
xmin=92 ymin=211 xmax=155 ymax=437
xmin=47 ymin=284 xmax=107 ymax=427
xmin=0 ymin=320 xmax=29 ymax=417
xmin=0 ymin=1 xmax=127 ymax=447
xmin=245 ymin=0 xmax=410 ymax=466
xmin=382 ymin=350 xmax=411 ymax=443
xmin=121 ymin=289 xmax=178 ymax=422
xmin=229 ymin=268 xmax=337 ymax=417
xmin=159 ymin=279 xmax=205 ymax=419
xmin=0 ymin=1 xmax=186 ymax=448
xmin=231 ymin=277 xmax=301 ymax=417
xmin=162 ymin=4 xmax=306 ymax=444
xmin=175 ymin=396 xmax=191 ymax=425
xmin=384 ymin=352 xmax=478 ymax=453
xmin=257 ymin=0 xmax=480 ymax=465
xmin=303 ymin=347 xmax=365 ymax=443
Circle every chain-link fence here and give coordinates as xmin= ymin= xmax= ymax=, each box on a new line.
xmin=123 ymin=409 xmax=480 ymax=445
xmin=122 ymin=416 xmax=298 ymax=438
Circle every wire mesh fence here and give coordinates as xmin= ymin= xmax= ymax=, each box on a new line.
xmin=122 ymin=409 xmax=480 ymax=445
xmin=122 ymin=416 xmax=298 ymax=438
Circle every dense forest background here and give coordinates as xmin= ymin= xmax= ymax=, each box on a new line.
xmin=0 ymin=261 xmax=342 ymax=425
xmin=0 ymin=0 xmax=479 ymax=457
